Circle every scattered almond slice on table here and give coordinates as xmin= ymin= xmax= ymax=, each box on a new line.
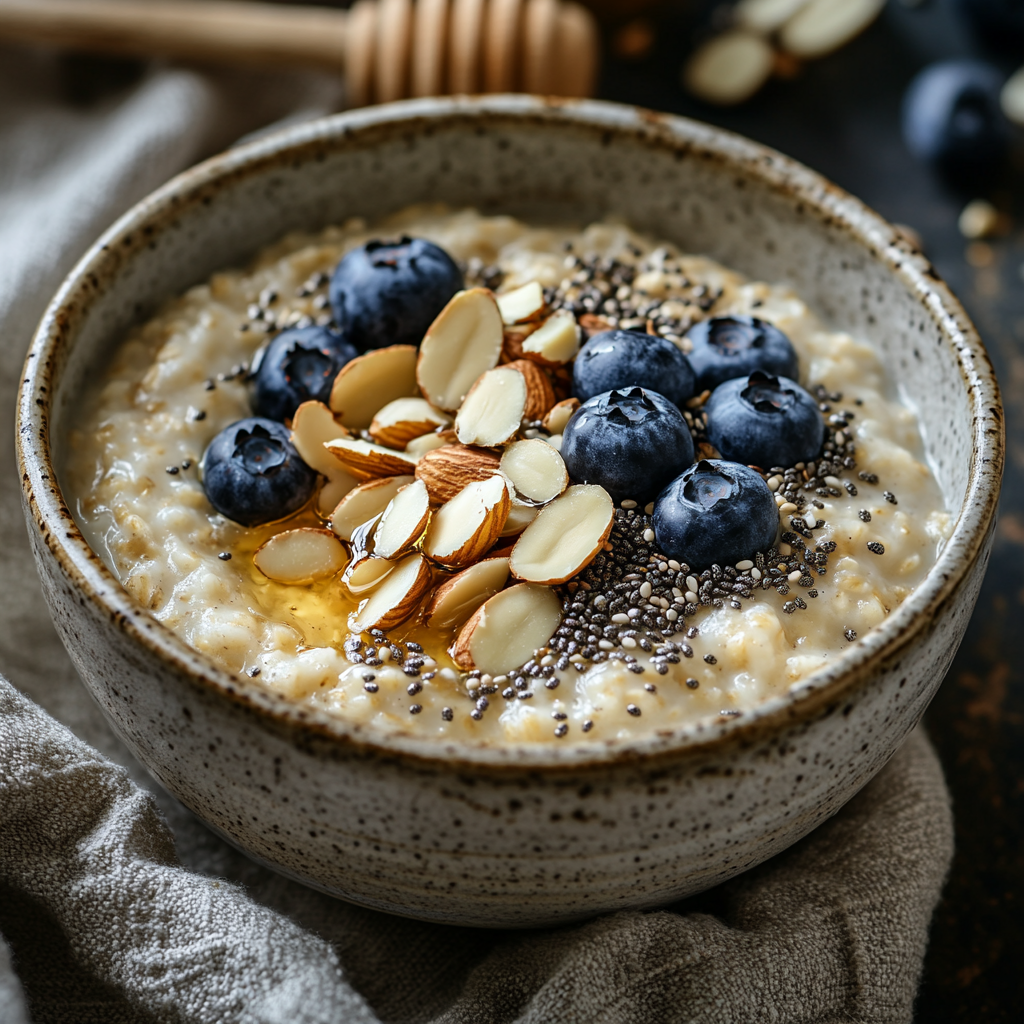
xmin=520 ymin=310 xmax=581 ymax=367
xmin=542 ymin=397 xmax=579 ymax=434
xmin=423 ymin=557 xmax=511 ymax=630
xmin=422 ymin=474 xmax=511 ymax=568
xmin=500 ymin=439 xmax=568 ymax=504
xmin=325 ymin=438 xmax=419 ymax=480
xmin=254 ymin=528 xmax=348 ymax=585
xmin=497 ymin=281 xmax=546 ymax=325
xmin=330 ymin=474 xmax=414 ymax=542
xmin=510 ymin=484 xmax=614 ymax=584
xmin=369 ymin=397 xmax=451 ymax=449
xmin=450 ymin=583 xmax=563 ymax=674
xmin=455 ymin=365 xmax=527 ymax=446
xmin=735 ymin=0 xmax=811 ymax=34
xmin=373 ymin=479 xmax=432 ymax=560
xmin=290 ymin=400 xmax=360 ymax=516
xmin=329 ymin=345 xmax=419 ymax=429
xmin=415 ymin=444 xmax=502 ymax=503
xmin=683 ymin=31 xmax=775 ymax=106
xmin=417 ymin=288 xmax=504 ymax=411
xmin=779 ymin=0 xmax=884 ymax=60
xmin=343 ymin=553 xmax=396 ymax=596
xmin=349 ymin=553 xmax=433 ymax=633
xmin=500 ymin=497 xmax=541 ymax=537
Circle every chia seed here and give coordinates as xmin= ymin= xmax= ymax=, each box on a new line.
xmin=844 ymin=628 xmax=857 ymax=642
xmin=867 ymin=542 xmax=885 ymax=555
xmin=218 ymin=552 xmax=232 ymax=561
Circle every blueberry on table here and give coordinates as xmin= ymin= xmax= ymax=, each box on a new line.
xmin=252 ymin=326 xmax=357 ymax=422
xmin=572 ymin=329 xmax=696 ymax=407
xmin=560 ymin=387 xmax=695 ymax=504
xmin=902 ymin=60 xmax=1009 ymax=186
xmin=653 ymin=460 xmax=778 ymax=570
xmin=705 ymin=372 xmax=824 ymax=470
xmin=329 ymin=237 xmax=463 ymax=351
xmin=685 ymin=316 xmax=799 ymax=393
xmin=202 ymin=418 xmax=318 ymax=527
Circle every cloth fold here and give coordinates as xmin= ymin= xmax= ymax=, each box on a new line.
xmin=0 ymin=47 xmax=954 ymax=1024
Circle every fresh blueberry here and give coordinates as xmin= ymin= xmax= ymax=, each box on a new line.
xmin=572 ymin=329 xmax=696 ymax=407
xmin=685 ymin=316 xmax=799 ymax=393
xmin=329 ymin=236 xmax=463 ymax=351
xmin=202 ymin=417 xmax=318 ymax=527
xmin=560 ymin=387 xmax=695 ymax=503
xmin=953 ymin=0 xmax=1024 ymax=55
xmin=653 ymin=460 xmax=778 ymax=570
xmin=251 ymin=326 xmax=357 ymax=422
xmin=705 ymin=371 xmax=823 ymax=470
xmin=902 ymin=60 xmax=1010 ymax=186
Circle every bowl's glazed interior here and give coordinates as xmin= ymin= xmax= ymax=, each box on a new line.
xmin=18 ymin=98 xmax=1001 ymax=926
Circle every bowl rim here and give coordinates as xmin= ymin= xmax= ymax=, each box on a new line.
xmin=17 ymin=95 xmax=1004 ymax=772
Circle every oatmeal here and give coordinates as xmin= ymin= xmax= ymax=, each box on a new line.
xmin=67 ymin=206 xmax=950 ymax=745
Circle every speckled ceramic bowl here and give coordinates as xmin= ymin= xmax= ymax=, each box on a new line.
xmin=18 ymin=97 xmax=1003 ymax=928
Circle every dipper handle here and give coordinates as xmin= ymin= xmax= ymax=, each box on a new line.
xmin=0 ymin=0 xmax=599 ymax=106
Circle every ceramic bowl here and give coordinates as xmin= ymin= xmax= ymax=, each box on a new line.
xmin=17 ymin=97 xmax=1003 ymax=928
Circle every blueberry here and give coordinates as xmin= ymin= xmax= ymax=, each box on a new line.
xmin=560 ymin=387 xmax=695 ymax=503
xmin=685 ymin=316 xmax=799 ymax=393
xmin=329 ymin=236 xmax=463 ymax=352
xmin=251 ymin=326 xmax=357 ymax=422
xmin=572 ymin=329 xmax=696 ymax=407
xmin=902 ymin=60 xmax=1009 ymax=186
xmin=705 ymin=372 xmax=823 ymax=470
xmin=653 ymin=460 xmax=778 ymax=570
xmin=953 ymin=0 xmax=1024 ymax=55
xmin=202 ymin=417 xmax=317 ymax=527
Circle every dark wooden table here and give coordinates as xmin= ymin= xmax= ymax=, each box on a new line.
xmin=599 ymin=2 xmax=1024 ymax=1018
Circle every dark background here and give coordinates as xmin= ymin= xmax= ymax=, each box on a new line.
xmin=54 ymin=0 xmax=1024 ymax=1018
xmin=594 ymin=0 xmax=1024 ymax=1018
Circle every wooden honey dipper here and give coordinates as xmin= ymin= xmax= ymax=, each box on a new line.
xmin=0 ymin=0 xmax=599 ymax=107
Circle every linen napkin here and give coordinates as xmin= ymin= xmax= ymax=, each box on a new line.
xmin=0 ymin=45 xmax=954 ymax=1024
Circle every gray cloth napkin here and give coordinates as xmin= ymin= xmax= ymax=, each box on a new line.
xmin=0 ymin=47 xmax=955 ymax=1024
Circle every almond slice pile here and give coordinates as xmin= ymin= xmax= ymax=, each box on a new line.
xmin=254 ymin=528 xmax=348 ymax=585
xmin=249 ymin=277 xmax=618 ymax=684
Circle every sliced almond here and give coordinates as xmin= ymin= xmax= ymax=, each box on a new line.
xmin=521 ymin=311 xmax=581 ymax=367
xmin=578 ymin=313 xmax=615 ymax=337
xmin=423 ymin=557 xmax=511 ymax=630
xmin=330 ymin=475 xmax=414 ymax=542
xmin=545 ymin=433 xmax=563 ymax=452
xmin=504 ymin=359 xmax=556 ymax=421
xmin=510 ymin=484 xmax=614 ymax=584
xmin=450 ymin=583 xmax=562 ymax=674
xmin=253 ymin=528 xmax=348 ymax=585
xmin=779 ymin=0 xmax=884 ymax=60
xmin=497 ymin=281 xmax=546 ymax=325
xmin=417 ymin=288 xmax=503 ymax=411
xmin=343 ymin=553 xmax=396 ymax=596
xmin=500 ymin=439 xmax=569 ymax=504
xmin=454 ymin=366 xmax=527 ymax=446
xmin=291 ymin=401 xmax=360 ymax=516
xmin=499 ymin=497 xmax=541 ymax=537
xmin=369 ymin=397 xmax=451 ymax=449
xmin=542 ymin=397 xmax=580 ymax=435
xmin=325 ymin=438 xmax=418 ymax=480
xmin=373 ymin=479 xmax=431 ymax=560
xmin=329 ymin=345 xmax=419 ymax=429
xmin=422 ymin=475 xmax=511 ymax=568
xmin=735 ymin=0 xmax=810 ymax=34
xmin=405 ymin=431 xmax=451 ymax=458
xmin=349 ymin=553 xmax=433 ymax=633
xmin=683 ymin=31 xmax=774 ymax=106
xmin=415 ymin=444 xmax=502 ymax=503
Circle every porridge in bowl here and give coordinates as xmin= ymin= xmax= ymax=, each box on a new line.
xmin=68 ymin=205 xmax=950 ymax=746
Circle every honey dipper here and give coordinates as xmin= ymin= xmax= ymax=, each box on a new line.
xmin=0 ymin=0 xmax=599 ymax=107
